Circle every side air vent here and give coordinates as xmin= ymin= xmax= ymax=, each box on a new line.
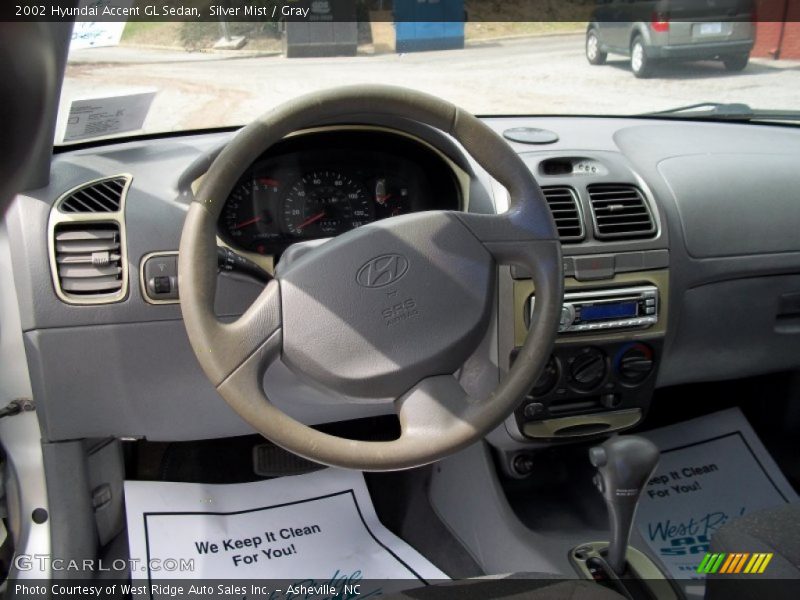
xmin=59 ymin=176 xmax=127 ymax=213
xmin=541 ymin=186 xmax=584 ymax=242
xmin=50 ymin=175 xmax=130 ymax=304
xmin=587 ymin=184 xmax=656 ymax=239
xmin=53 ymin=224 xmax=124 ymax=296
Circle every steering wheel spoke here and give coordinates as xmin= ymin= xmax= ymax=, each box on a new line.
xmin=219 ymin=279 xmax=283 ymax=378
xmin=396 ymin=375 xmax=479 ymax=443
xmin=216 ymin=325 xmax=282 ymax=416
xmin=179 ymin=203 xmax=283 ymax=387
xmin=456 ymin=206 xmax=558 ymax=245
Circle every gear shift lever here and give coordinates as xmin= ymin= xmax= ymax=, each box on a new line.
xmin=589 ymin=435 xmax=659 ymax=576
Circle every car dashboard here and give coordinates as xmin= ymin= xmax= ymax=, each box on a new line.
xmin=5 ymin=114 xmax=800 ymax=450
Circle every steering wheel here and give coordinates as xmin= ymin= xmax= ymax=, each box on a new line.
xmin=179 ymin=85 xmax=563 ymax=471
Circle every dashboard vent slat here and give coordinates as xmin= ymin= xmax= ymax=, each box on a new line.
xmin=52 ymin=224 xmax=124 ymax=296
xmin=59 ymin=177 xmax=126 ymax=213
xmin=54 ymin=230 xmax=120 ymax=254
xmin=541 ymin=186 xmax=584 ymax=242
xmin=587 ymin=184 xmax=656 ymax=239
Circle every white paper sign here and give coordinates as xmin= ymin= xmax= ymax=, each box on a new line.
xmin=70 ymin=21 xmax=128 ymax=50
xmin=62 ymin=91 xmax=156 ymax=142
xmin=125 ymin=468 xmax=447 ymax=597
xmin=69 ymin=1 xmax=133 ymax=50
xmin=637 ymin=409 xmax=798 ymax=583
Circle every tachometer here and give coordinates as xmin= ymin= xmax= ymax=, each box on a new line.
xmin=282 ymin=171 xmax=373 ymax=237
xmin=221 ymin=177 xmax=282 ymax=253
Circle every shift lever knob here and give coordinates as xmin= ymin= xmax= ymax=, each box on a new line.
xmin=589 ymin=435 xmax=659 ymax=575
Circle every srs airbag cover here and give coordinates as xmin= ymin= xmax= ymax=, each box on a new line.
xmin=279 ymin=212 xmax=493 ymax=398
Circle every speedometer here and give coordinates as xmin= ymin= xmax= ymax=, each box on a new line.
xmin=282 ymin=171 xmax=373 ymax=237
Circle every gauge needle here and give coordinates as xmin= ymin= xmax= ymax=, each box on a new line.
xmin=296 ymin=211 xmax=325 ymax=230
xmin=233 ymin=215 xmax=263 ymax=230
xmin=376 ymin=193 xmax=392 ymax=205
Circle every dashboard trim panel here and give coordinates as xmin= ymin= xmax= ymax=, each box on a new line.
xmin=522 ymin=408 xmax=642 ymax=439
xmin=46 ymin=173 xmax=132 ymax=306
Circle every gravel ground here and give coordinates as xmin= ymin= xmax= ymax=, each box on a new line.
xmin=60 ymin=34 xmax=800 ymax=138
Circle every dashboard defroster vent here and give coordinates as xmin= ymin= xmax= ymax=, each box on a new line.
xmin=541 ymin=186 xmax=584 ymax=242
xmin=59 ymin=176 xmax=127 ymax=213
xmin=587 ymin=184 xmax=656 ymax=239
xmin=53 ymin=224 xmax=123 ymax=296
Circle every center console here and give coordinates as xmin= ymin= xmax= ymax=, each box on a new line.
xmin=502 ymin=267 xmax=668 ymax=451
xmin=488 ymin=149 xmax=670 ymax=462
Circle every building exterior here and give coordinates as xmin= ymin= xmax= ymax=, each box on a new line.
xmin=753 ymin=0 xmax=800 ymax=59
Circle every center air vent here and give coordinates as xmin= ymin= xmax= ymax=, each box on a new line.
xmin=542 ymin=186 xmax=584 ymax=242
xmin=59 ymin=176 xmax=127 ymax=213
xmin=587 ymin=184 xmax=656 ymax=239
xmin=53 ymin=224 xmax=124 ymax=297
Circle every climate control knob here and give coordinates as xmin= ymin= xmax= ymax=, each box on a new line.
xmin=569 ymin=347 xmax=607 ymax=392
xmin=531 ymin=355 xmax=560 ymax=397
xmin=616 ymin=343 xmax=655 ymax=384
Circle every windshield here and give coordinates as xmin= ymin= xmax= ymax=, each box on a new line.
xmin=57 ymin=2 xmax=799 ymax=144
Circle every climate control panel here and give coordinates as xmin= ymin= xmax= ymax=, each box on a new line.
xmin=511 ymin=340 xmax=660 ymax=440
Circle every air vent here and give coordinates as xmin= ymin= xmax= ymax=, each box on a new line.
xmin=542 ymin=186 xmax=584 ymax=242
xmin=587 ymin=184 xmax=656 ymax=239
xmin=53 ymin=224 xmax=124 ymax=297
xmin=59 ymin=176 xmax=126 ymax=213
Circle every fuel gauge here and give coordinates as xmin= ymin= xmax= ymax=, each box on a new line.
xmin=374 ymin=177 xmax=411 ymax=218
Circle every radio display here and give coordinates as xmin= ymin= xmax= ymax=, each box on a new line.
xmin=581 ymin=301 xmax=637 ymax=321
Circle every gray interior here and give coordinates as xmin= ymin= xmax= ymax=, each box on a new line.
xmin=1 ymin=30 xmax=800 ymax=591
xmin=8 ymin=117 xmax=800 ymax=442
xmin=659 ymin=153 xmax=800 ymax=258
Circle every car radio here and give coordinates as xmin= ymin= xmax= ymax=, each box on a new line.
xmin=530 ymin=285 xmax=658 ymax=333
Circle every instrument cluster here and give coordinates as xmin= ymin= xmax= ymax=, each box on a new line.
xmin=218 ymin=130 xmax=461 ymax=256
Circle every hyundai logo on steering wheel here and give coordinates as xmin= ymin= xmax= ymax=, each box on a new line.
xmin=356 ymin=254 xmax=409 ymax=288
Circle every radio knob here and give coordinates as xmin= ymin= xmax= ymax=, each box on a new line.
xmin=560 ymin=303 xmax=576 ymax=329
xmin=569 ymin=347 xmax=607 ymax=392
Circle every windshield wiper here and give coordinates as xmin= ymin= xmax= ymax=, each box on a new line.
xmin=642 ymin=102 xmax=800 ymax=122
